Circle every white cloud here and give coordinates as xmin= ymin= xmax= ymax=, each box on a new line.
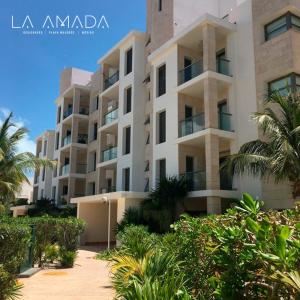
xmin=0 ymin=108 xmax=36 ymax=154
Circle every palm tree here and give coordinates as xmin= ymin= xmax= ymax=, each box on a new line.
xmin=223 ymin=91 xmax=300 ymax=200
xmin=142 ymin=176 xmax=188 ymax=232
xmin=0 ymin=113 xmax=54 ymax=203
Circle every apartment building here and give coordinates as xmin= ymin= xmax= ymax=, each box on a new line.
xmin=33 ymin=130 xmax=55 ymax=201
xmin=33 ymin=0 xmax=299 ymax=244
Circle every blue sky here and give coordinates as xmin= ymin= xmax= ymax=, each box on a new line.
xmin=0 ymin=0 xmax=146 ymax=153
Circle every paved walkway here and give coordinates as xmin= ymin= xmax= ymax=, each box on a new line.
xmin=19 ymin=247 xmax=115 ymax=300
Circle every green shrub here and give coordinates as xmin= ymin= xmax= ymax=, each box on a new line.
xmin=44 ymin=244 xmax=60 ymax=263
xmin=116 ymin=207 xmax=145 ymax=233
xmin=117 ymin=225 xmax=160 ymax=258
xmin=59 ymin=250 xmax=77 ymax=268
xmin=0 ymin=223 xmax=30 ymax=300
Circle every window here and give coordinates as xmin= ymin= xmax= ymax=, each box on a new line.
xmin=52 ymin=186 xmax=56 ymax=200
xmin=158 ymin=0 xmax=162 ymax=11
xmin=145 ymin=161 xmax=150 ymax=172
xmin=269 ymin=73 xmax=300 ymax=95
xmin=144 ymin=178 xmax=150 ymax=192
xmin=57 ymin=106 xmax=61 ymax=124
xmin=158 ymin=111 xmax=166 ymax=144
xmin=265 ymin=12 xmax=300 ymax=41
xmin=42 ymin=167 xmax=45 ymax=181
xmin=125 ymin=48 xmax=133 ymax=75
xmin=124 ymin=86 xmax=132 ymax=114
xmin=55 ymin=132 xmax=60 ymax=150
xmin=43 ymin=140 xmax=47 ymax=156
xmin=93 ymin=122 xmax=98 ymax=140
xmin=41 ymin=189 xmax=44 ymax=199
xmin=123 ymin=168 xmax=130 ymax=191
xmin=124 ymin=126 xmax=131 ymax=155
xmin=146 ymin=133 xmax=150 ymax=145
xmin=62 ymin=185 xmax=68 ymax=195
xmin=158 ymin=159 xmax=166 ymax=180
xmin=93 ymin=152 xmax=97 ymax=171
xmin=96 ymin=96 xmax=99 ymax=110
xmin=89 ymin=182 xmax=96 ymax=195
xmin=157 ymin=64 xmax=166 ymax=97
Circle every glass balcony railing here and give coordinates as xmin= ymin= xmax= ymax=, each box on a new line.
xmin=76 ymin=164 xmax=87 ymax=174
xmin=101 ymin=147 xmax=118 ymax=162
xmin=219 ymin=112 xmax=232 ymax=131
xmin=79 ymin=107 xmax=89 ymax=115
xmin=104 ymin=71 xmax=119 ymax=90
xmin=180 ymin=171 xmax=206 ymax=191
xmin=63 ymin=107 xmax=73 ymax=119
xmin=179 ymin=114 xmax=205 ymax=137
xmin=77 ymin=134 xmax=88 ymax=144
xmin=62 ymin=135 xmax=71 ymax=147
xmin=178 ymin=60 xmax=203 ymax=85
xmin=217 ymin=58 xmax=230 ymax=76
xmin=61 ymin=164 xmax=70 ymax=176
xmin=103 ymin=107 xmax=118 ymax=125
xmin=220 ymin=172 xmax=233 ymax=190
xmin=100 ymin=186 xmax=116 ymax=193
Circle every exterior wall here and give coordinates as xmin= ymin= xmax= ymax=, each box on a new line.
xmin=60 ymin=68 xmax=92 ymax=94
xmin=251 ymin=0 xmax=299 ymax=207
xmin=78 ymin=202 xmax=117 ymax=243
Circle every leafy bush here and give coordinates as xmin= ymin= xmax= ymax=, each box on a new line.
xmin=116 ymin=225 xmax=160 ymax=259
xmin=59 ymin=250 xmax=77 ymax=268
xmin=44 ymin=244 xmax=60 ymax=264
xmin=0 ymin=216 xmax=85 ymax=268
xmin=109 ymin=194 xmax=300 ymax=299
xmin=0 ymin=223 xmax=31 ymax=300
xmin=116 ymin=207 xmax=145 ymax=233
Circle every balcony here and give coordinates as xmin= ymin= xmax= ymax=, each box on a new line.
xmin=103 ymin=107 xmax=118 ymax=125
xmin=63 ymin=107 xmax=73 ymax=119
xmin=76 ymin=164 xmax=87 ymax=174
xmin=220 ymin=171 xmax=233 ymax=190
xmin=104 ymin=71 xmax=119 ymax=90
xmin=219 ymin=112 xmax=232 ymax=131
xmin=179 ymin=114 xmax=204 ymax=137
xmin=180 ymin=171 xmax=206 ymax=191
xmin=79 ymin=107 xmax=89 ymax=116
xmin=178 ymin=60 xmax=203 ymax=86
xmin=60 ymin=164 xmax=70 ymax=176
xmin=101 ymin=147 xmax=117 ymax=162
xmin=100 ymin=186 xmax=116 ymax=193
xmin=62 ymin=135 xmax=71 ymax=147
xmin=178 ymin=58 xmax=231 ymax=86
xmin=77 ymin=134 xmax=88 ymax=144
xmin=217 ymin=58 xmax=230 ymax=76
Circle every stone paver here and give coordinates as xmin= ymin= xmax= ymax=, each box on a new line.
xmin=19 ymin=246 xmax=115 ymax=300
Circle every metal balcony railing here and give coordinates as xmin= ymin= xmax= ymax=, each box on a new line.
xmin=104 ymin=71 xmax=119 ymax=90
xmin=178 ymin=60 xmax=203 ymax=85
xmin=103 ymin=107 xmax=118 ymax=125
xmin=180 ymin=170 xmax=206 ymax=191
xmin=101 ymin=147 xmax=118 ymax=162
xmin=179 ymin=114 xmax=205 ymax=137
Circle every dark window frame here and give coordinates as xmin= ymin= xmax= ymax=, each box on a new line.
xmin=158 ymin=159 xmax=166 ymax=180
xmin=157 ymin=64 xmax=166 ymax=97
xmin=124 ymin=86 xmax=132 ymax=114
xmin=265 ymin=12 xmax=300 ymax=41
xmin=124 ymin=126 xmax=131 ymax=155
xmin=125 ymin=48 xmax=133 ymax=75
xmin=93 ymin=122 xmax=98 ymax=140
xmin=124 ymin=168 xmax=130 ymax=191
xmin=158 ymin=0 xmax=162 ymax=11
xmin=158 ymin=110 xmax=166 ymax=144
xmin=268 ymin=73 xmax=300 ymax=94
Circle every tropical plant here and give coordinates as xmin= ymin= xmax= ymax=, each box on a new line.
xmin=116 ymin=207 xmax=145 ymax=233
xmin=222 ymin=91 xmax=300 ymax=200
xmin=142 ymin=176 xmax=188 ymax=232
xmin=0 ymin=113 xmax=55 ymax=204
